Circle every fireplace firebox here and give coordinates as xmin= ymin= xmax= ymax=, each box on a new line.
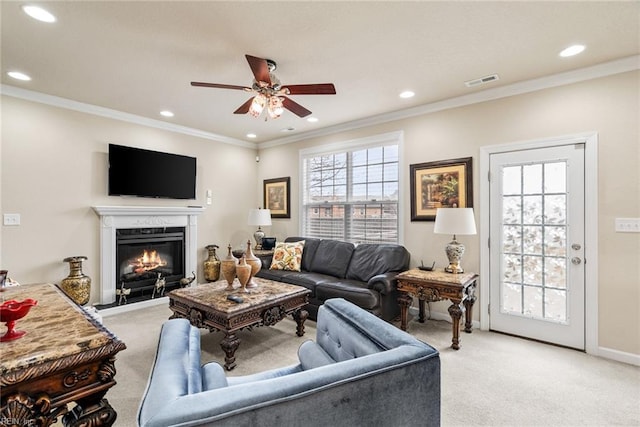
xmin=116 ymin=227 xmax=185 ymax=300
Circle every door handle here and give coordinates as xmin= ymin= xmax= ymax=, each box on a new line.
xmin=571 ymin=257 xmax=582 ymax=265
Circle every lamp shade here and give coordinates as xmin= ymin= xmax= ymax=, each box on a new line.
xmin=433 ymin=208 xmax=476 ymax=235
xmin=248 ymin=208 xmax=272 ymax=226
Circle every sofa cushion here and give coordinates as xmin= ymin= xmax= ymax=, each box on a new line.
xmin=201 ymin=362 xmax=228 ymax=391
xmin=285 ymin=237 xmax=321 ymax=271
xmin=270 ymin=241 xmax=305 ymax=271
xmin=298 ymin=340 xmax=335 ymax=370
xmin=346 ymin=244 xmax=410 ymax=282
xmin=315 ymin=280 xmax=379 ymax=310
xmin=309 ymin=239 xmax=355 ymax=278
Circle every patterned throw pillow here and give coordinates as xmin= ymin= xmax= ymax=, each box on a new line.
xmin=270 ymin=241 xmax=305 ymax=272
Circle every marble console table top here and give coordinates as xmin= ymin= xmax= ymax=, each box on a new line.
xmin=0 ymin=283 xmax=125 ymax=384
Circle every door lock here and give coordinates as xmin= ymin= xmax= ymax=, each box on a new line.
xmin=571 ymin=243 xmax=582 ymax=250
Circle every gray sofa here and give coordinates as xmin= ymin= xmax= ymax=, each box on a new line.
xmin=137 ymin=298 xmax=440 ymax=427
xmin=256 ymin=237 xmax=410 ymax=321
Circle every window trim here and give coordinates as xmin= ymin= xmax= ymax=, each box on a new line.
xmin=298 ymin=131 xmax=404 ymax=244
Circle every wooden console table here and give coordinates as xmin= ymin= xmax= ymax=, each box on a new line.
xmin=0 ymin=283 xmax=126 ymax=426
xmin=396 ymin=269 xmax=478 ymax=350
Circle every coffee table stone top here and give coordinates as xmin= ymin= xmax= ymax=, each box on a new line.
xmin=168 ymin=277 xmax=309 ymax=315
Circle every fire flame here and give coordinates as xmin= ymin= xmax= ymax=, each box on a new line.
xmin=131 ymin=250 xmax=167 ymax=273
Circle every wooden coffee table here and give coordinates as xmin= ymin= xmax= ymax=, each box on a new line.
xmin=168 ymin=277 xmax=310 ymax=370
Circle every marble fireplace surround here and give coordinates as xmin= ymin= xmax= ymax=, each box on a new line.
xmin=92 ymin=206 xmax=204 ymax=305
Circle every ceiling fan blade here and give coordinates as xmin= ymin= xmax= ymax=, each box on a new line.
xmin=282 ymin=96 xmax=312 ymax=118
xmin=234 ymin=97 xmax=254 ymax=114
xmin=191 ymin=82 xmax=249 ymax=91
xmin=245 ymin=55 xmax=272 ymax=85
xmin=284 ymin=83 xmax=336 ymax=95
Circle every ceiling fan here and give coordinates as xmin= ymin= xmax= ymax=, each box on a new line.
xmin=191 ymin=54 xmax=336 ymax=119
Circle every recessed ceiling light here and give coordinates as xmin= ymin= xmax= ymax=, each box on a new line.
xmin=160 ymin=110 xmax=174 ymax=117
xmin=307 ymin=117 xmax=319 ymax=123
xmin=559 ymin=44 xmax=585 ymax=58
xmin=246 ymin=133 xmax=257 ymax=139
xmin=22 ymin=5 xmax=56 ymax=23
xmin=281 ymin=127 xmax=295 ymax=132
xmin=7 ymin=71 xmax=31 ymax=81
xmin=399 ymin=91 xmax=415 ymax=99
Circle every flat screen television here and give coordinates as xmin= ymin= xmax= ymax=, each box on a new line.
xmin=108 ymin=144 xmax=196 ymax=199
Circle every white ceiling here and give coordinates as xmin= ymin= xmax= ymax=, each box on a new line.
xmin=2 ymin=1 xmax=639 ymax=145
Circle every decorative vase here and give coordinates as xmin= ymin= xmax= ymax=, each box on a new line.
xmin=235 ymin=255 xmax=252 ymax=293
xmin=203 ymin=244 xmax=221 ymax=282
xmin=220 ymin=244 xmax=238 ymax=290
xmin=60 ymin=256 xmax=91 ymax=306
xmin=244 ymin=240 xmax=262 ymax=288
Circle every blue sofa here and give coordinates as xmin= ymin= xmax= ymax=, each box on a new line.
xmin=137 ymin=298 xmax=440 ymax=427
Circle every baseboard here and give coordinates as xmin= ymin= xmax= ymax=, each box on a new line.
xmin=597 ymin=346 xmax=640 ymax=366
xmin=96 ymin=296 xmax=168 ymax=317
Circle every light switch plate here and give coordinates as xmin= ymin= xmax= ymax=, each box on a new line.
xmin=3 ymin=213 xmax=21 ymax=226
xmin=615 ymin=218 xmax=640 ymax=233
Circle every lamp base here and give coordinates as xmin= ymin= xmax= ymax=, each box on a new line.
xmin=253 ymin=227 xmax=265 ymax=250
xmin=444 ymin=238 xmax=465 ymax=274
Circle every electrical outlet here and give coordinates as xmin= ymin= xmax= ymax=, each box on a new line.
xmin=3 ymin=213 xmax=21 ymax=226
xmin=615 ymin=218 xmax=640 ymax=233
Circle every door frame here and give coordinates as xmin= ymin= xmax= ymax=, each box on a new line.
xmin=479 ymin=132 xmax=599 ymax=355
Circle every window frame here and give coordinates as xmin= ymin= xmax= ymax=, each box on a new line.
xmin=298 ymin=131 xmax=404 ymax=244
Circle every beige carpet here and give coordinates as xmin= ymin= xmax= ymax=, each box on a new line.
xmin=102 ymin=303 xmax=640 ymax=426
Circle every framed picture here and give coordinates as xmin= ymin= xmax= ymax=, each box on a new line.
xmin=410 ymin=157 xmax=473 ymax=221
xmin=264 ymin=177 xmax=290 ymax=218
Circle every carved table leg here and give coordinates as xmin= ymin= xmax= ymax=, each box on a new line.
xmin=220 ymin=332 xmax=240 ymax=371
xmin=63 ymin=397 xmax=117 ymax=427
xmin=418 ymin=298 xmax=426 ymax=323
xmin=463 ymin=294 xmax=476 ymax=333
xmin=397 ymin=292 xmax=412 ymax=331
xmin=292 ymin=309 xmax=308 ymax=337
xmin=448 ymin=301 xmax=464 ymax=350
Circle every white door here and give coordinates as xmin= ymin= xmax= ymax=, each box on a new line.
xmin=489 ymin=144 xmax=585 ymax=349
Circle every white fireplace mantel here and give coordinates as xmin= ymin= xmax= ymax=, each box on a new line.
xmin=92 ymin=205 xmax=205 ymax=305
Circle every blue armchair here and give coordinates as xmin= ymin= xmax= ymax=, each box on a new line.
xmin=137 ymin=298 xmax=440 ymax=426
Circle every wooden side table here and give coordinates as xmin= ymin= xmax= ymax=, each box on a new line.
xmin=0 ymin=283 xmax=126 ymax=426
xmin=396 ymin=269 xmax=478 ymax=350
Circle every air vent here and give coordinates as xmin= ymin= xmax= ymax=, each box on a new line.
xmin=464 ymin=74 xmax=500 ymax=88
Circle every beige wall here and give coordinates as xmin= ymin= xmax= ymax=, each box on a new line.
xmin=1 ymin=96 xmax=259 ymax=303
xmin=257 ymin=71 xmax=640 ymax=356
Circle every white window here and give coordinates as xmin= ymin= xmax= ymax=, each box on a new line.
xmin=300 ymin=132 xmax=401 ymax=244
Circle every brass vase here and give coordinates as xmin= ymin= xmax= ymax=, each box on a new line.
xmin=235 ymin=255 xmax=252 ymax=293
xmin=60 ymin=256 xmax=91 ymax=306
xmin=244 ymin=240 xmax=261 ymax=288
xmin=203 ymin=244 xmax=221 ymax=282
xmin=220 ymin=244 xmax=238 ymax=290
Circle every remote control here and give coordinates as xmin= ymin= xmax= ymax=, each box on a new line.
xmin=227 ymin=295 xmax=243 ymax=304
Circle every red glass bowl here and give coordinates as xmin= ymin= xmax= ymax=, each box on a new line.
xmin=0 ymin=298 xmax=38 ymax=342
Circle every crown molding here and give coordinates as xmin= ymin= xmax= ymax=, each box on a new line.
xmin=0 ymin=85 xmax=257 ymax=149
xmin=3 ymin=55 xmax=637 ymax=149
xmin=261 ymin=55 xmax=639 ymax=148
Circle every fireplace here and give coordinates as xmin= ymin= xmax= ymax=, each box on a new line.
xmin=116 ymin=227 xmax=185 ymax=299
xmin=93 ymin=206 xmax=204 ymax=306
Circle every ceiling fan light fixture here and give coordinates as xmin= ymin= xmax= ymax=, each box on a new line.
xmin=267 ymin=96 xmax=284 ymax=119
xmin=249 ymin=94 xmax=266 ymax=117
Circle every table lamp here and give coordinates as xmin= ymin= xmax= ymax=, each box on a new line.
xmin=433 ymin=208 xmax=476 ymax=273
xmin=248 ymin=208 xmax=272 ymax=249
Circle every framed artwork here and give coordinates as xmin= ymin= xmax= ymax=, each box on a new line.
xmin=410 ymin=157 xmax=473 ymax=221
xmin=264 ymin=177 xmax=290 ymax=218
